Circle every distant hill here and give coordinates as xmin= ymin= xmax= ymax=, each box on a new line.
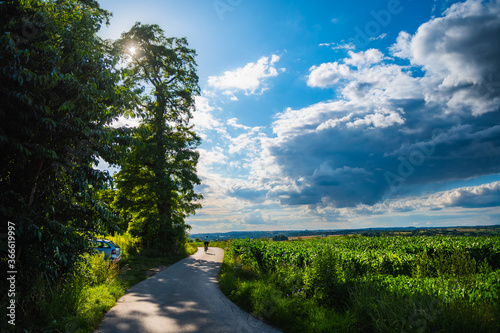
xmin=189 ymin=225 xmax=500 ymax=240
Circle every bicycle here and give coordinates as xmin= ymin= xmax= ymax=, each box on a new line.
xmin=204 ymin=242 xmax=209 ymax=253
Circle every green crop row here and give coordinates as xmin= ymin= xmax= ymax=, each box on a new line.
xmin=220 ymin=235 xmax=500 ymax=332
xmin=233 ymin=235 xmax=500 ymax=276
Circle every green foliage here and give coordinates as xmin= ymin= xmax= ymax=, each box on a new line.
xmin=6 ymin=252 xmax=123 ymax=332
xmin=0 ymin=2 xmax=203 ymax=331
xmin=273 ymin=234 xmax=289 ymax=241
xmin=185 ymin=242 xmax=199 ymax=255
xmin=74 ymin=252 xmax=119 ymax=286
xmin=107 ymin=232 xmax=141 ymax=259
xmin=0 ymin=2 xmax=139 ymax=329
xmin=220 ymin=236 xmax=500 ymax=333
xmin=72 ymin=281 xmax=124 ymax=331
xmin=111 ymin=23 xmax=202 ymax=254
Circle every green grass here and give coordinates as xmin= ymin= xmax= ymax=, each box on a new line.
xmin=4 ymin=239 xmax=199 ymax=333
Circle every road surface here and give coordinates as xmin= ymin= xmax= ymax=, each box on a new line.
xmin=95 ymin=247 xmax=281 ymax=333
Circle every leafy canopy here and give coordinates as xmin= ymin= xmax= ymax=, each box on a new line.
xmin=112 ymin=23 xmax=202 ymax=253
xmin=0 ymin=0 xmax=130 ymax=307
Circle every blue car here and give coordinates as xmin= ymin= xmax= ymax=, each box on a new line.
xmin=90 ymin=239 xmax=121 ymax=261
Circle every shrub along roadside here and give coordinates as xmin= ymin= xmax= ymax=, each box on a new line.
xmin=3 ymin=237 xmax=198 ymax=333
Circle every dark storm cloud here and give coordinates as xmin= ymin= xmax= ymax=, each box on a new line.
xmin=258 ymin=0 xmax=500 ymax=209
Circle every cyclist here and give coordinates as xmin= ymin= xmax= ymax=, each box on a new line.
xmin=204 ymin=235 xmax=209 ymax=252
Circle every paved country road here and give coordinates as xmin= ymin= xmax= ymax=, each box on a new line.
xmin=95 ymin=247 xmax=281 ymax=333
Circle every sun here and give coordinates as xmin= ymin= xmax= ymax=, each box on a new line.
xmin=128 ymin=46 xmax=137 ymax=55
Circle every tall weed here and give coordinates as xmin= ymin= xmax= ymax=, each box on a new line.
xmin=44 ymin=252 xmax=121 ymax=328
xmin=107 ymin=232 xmax=140 ymax=259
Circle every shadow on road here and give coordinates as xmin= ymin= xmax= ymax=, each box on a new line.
xmin=96 ymin=248 xmax=281 ymax=333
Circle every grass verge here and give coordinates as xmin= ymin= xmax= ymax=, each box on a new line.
xmin=7 ymin=242 xmax=199 ymax=333
xmin=218 ymin=249 xmax=357 ymax=333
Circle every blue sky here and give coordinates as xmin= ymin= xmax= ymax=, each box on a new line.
xmin=98 ymin=0 xmax=500 ymax=233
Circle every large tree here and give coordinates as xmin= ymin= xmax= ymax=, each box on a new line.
xmin=0 ymin=0 xmax=130 ymax=322
xmin=113 ymin=23 xmax=202 ymax=253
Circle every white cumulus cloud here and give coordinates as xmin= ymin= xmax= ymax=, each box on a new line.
xmin=391 ymin=0 xmax=500 ymax=115
xmin=344 ymin=49 xmax=384 ymax=67
xmin=307 ymin=62 xmax=351 ymax=88
xmin=208 ymin=55 xmax=282 ymax=96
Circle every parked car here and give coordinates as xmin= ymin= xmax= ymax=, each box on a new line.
xmin=90 ymin=239 xmax=121 ymax=262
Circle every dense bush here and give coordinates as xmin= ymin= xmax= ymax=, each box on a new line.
xmin=18 ymin=251 xmax=123 ymax=332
